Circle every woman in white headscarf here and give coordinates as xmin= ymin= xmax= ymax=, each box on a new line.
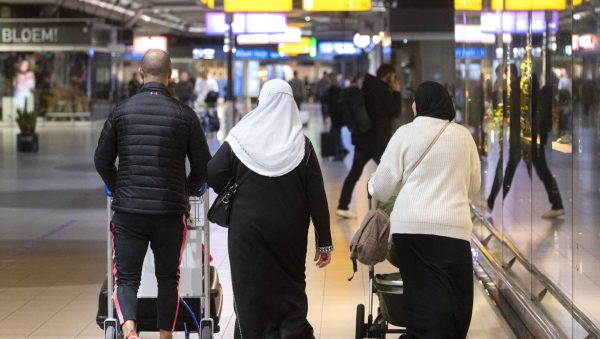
xmin=207 ymin=79 xmax=333 ymax=339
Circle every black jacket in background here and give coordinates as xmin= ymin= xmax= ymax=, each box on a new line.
xmin=94 ymin=82 xmax=211 ymax=215
xmin=326 ymin=84 xmax=345 ymax=128
xmin=353 ymin=73 xmax=402 ymax=151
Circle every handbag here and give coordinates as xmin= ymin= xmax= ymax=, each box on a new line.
xmin=207 ymin=158 xmax=250 ymax=228
xmin=348 ymin=121 xmax=451 ymax=279
xmin=208 ymin=138 xmax=312 ymax=228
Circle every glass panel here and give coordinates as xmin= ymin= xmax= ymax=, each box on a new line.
xmin=530 ymin=6 xmax=575 ymax=335
xmin=572 ymin=0 xmax=600 ymax=335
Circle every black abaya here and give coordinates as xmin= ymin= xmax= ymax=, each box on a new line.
xmin=207 ymin=140 xmax=332 ymax=339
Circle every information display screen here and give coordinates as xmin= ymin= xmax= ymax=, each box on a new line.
xmin=225 ymin=0 xmax=292 ymax=12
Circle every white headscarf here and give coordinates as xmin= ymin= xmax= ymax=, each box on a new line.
xmin=225 ymin=79 xmax=305 ymax=177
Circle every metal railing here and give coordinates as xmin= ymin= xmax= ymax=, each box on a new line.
xmin=470 ymin=204 xmax=600 ymax=339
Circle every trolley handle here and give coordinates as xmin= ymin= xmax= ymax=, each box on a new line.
xmin=105 ymin=183 xmax=207 ymax=198
xmin=193 ymin=183 xmax=209 ymax=197
xmin=104 ymin=186 xmax=113 ymax=198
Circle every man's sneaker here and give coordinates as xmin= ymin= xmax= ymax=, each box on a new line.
xmin=542 ymin=209 xmax=565 ymax=219
xmin=336 ymin=209 xmax=357 ymax=219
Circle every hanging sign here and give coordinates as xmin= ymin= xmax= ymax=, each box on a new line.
xmin=0 ymin=22 xmax=91 ymax=44
xmin=303 ymin=0 xmax=371 ymax=11
xmin=224 ymin=0 xmax=292 ymax=13
xmin=492 ymin=0 xmax=566 ymax=10
xmin=454 ymin=0 xmax=482 ymax=10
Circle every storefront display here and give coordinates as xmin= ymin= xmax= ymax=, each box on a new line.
xmin=0 ymin=19 xmax=117 ymax=122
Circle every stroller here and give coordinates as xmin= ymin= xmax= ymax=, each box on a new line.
xmin=97 ymin=184 xmax=223 ymax=339
xmin=355 ymin=198 xmax=407 ymax=339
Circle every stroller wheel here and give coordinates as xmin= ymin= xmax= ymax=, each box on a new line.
xmin=355 ymin=304 xmax=365 ymax=339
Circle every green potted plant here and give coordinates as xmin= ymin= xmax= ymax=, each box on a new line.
xmin=15 ymin=101 xmax=38 ymax=152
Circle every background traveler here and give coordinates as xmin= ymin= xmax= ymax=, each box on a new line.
xmin=369 ymin=81 xmax=481 ymax=339
xmin=194 ymin=69 xmax=219 ymax=104
xmin=94 ymin=49 xmax=211 ymax=339
xmin=315 ymin=71 xmax=330 ymax=120
xmin=206 ymin=79 xmax=333 ymax=339
xmin=325 ymin=72 xmax=347 ymax=161
xmin=175 ymin=71 xmax=195 ymax=108
xmin=288 ymin=70 xmax=306 ymax=109
xmin=127 ymin=72 xmax=141 ymax=98
xmin=336 ymin=64 xmax=401 ymax=219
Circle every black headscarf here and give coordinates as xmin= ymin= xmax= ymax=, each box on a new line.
xmin=414 ymin=81 xmax=456 ymax=121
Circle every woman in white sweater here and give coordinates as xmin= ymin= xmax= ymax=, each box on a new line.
xmin=368 ymin=81 xmax=481 ymax=339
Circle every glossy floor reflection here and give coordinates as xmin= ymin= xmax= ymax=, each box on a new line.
xmin=0 ymin=106 xmax=513 ymax=338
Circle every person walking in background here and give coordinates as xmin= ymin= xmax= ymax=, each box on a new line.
xmin=175 ymin=71 xmax=195 ymax=108
xmin=207 ymin=79 xmax=332 ymax=339
xmin=325 ymin=72 xmax=347 ymax=161
xmin=369 ymin=81 xmax=481 ymax=339
xmin=127 ymin=72 xmax=141 ymax=98
xmin=94 ymin=49 xmax=211 ymax=339
xmin=288 ymin=70 xmax=306 ymax=109
xmin=336 ymin=64 xmax=401 ymax=219
xmin=194 ymin=69 xmax=219 ymax=104
xmin=315 ymin=71 xmax=330 ymax=120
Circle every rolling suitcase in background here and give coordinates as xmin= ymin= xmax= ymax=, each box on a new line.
xmin=321 ymin=131 xmax=336 ymax=158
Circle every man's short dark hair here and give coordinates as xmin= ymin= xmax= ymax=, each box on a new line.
xmin=141 ymin=49 xmax=171 ymax=78
xmin=376 ymin=64 xmax=396 ymax=80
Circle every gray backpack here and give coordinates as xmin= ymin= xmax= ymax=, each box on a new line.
xmin=348 ymin=208 xmax=390 ymax=280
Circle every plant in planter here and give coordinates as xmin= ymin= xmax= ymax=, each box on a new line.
xmin=15 ymin=103 xmax=39 ymax=152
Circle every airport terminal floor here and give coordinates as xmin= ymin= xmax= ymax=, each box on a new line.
xmin=0 ymin=104 xmax=516 ymax=339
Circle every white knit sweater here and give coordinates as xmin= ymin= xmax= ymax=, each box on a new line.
xmin=368 ymin=116 xmax=481 ymax=242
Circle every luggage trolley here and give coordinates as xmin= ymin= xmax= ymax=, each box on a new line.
xmin=98 ymin=183 xmax=223 ymax=339
xmin=355 ymin=198 xmax=407 ymax=339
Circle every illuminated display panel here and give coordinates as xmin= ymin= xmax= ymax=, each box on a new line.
xmin=454 ymin=0 xmax=482 ymax=10
xmin=224 ymin=0 xmax=293 ymax=12
xmin=205 ymin=13 xmax=287 ymax=35
xmin=491 ymin=0 xmax=566 ymax=10
xmin=278 ymin=37 xmax=312 ymax=56
xmin=132 ymin=36 xmax=167 ymax=53
xmin=303 ymin=0 xmax=370 ymax=11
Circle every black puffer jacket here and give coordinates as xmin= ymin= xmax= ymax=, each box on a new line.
xmin=94 ymin=82 xmax=211 ymax=215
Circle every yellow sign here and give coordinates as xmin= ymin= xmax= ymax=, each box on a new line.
xmin=573 ymin=0 xmax=582 ymax=5
xmin=224 ymin=0 xmax=293 ymax=12
xmin=454 ymin=0 xmax=481 ymax=10
xmin=303 ymin=0 xmax=371 ymax=11
xmin=492 ymin=0 xmax=566 ymax=10
xmin=278 ymin=37 xmax=311 ymax=56
xmin=199 ymin=0 xmax=215 ymax=9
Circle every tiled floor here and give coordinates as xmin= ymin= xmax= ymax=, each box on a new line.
xmin=0 ymin=106 xmax=514 ymax=338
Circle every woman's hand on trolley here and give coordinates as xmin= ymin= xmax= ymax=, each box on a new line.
xmin=314 ymin=250 xmax=331 ymax=268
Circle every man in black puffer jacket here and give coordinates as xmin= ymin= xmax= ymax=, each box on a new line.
xmin=94 ymin=49 xmax=210 ymax=339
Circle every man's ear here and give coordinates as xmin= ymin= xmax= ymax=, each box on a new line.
xmin=139 ymin=68 xmax=145 ymax=84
